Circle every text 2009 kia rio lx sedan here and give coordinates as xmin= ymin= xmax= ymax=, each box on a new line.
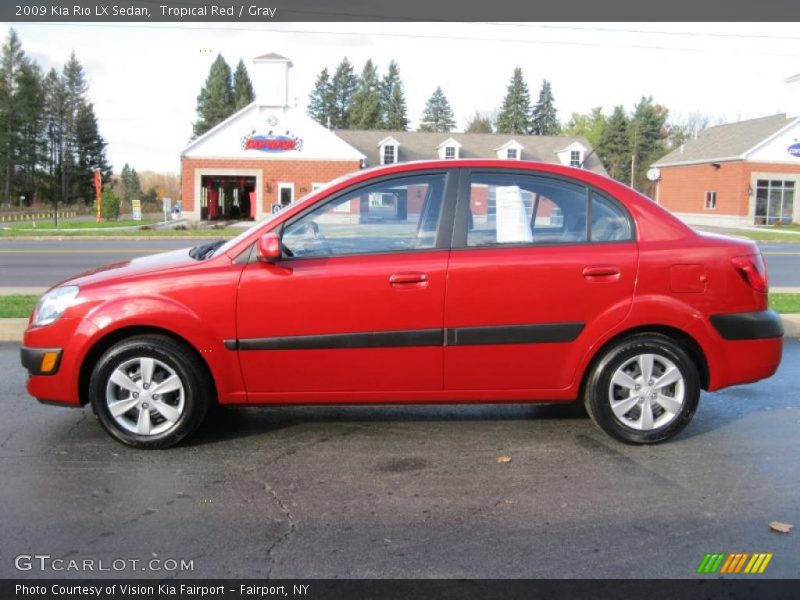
xmin=20 ymin=160 xmax=783 ymax=448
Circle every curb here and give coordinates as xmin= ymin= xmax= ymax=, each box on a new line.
xmin=2 ymin=316 xmax=800 ymax=343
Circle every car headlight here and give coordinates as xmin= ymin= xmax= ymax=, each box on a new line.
xmin=32 ymin=286 xmax=80 ymax=327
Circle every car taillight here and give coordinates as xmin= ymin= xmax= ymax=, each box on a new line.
xmin=731 ymin=254 xmax=768 ymax=293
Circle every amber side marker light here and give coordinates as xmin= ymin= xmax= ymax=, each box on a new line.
xmin=40 ymin=352 xmax=59 ymax=374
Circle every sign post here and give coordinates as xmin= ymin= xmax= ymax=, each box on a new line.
xmin=162 ymin=197 xmax=171 ymax=224
xmin=131 ymin=199 xmax=142 ymax=221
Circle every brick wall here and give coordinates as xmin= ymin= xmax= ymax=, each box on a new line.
xmin=181 ymin=158 xmax=361 ymax=215
xmin=658 ymin=161 xmax=800 ymax=218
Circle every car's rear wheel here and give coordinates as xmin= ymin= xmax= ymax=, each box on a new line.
xmin=89 ymin=335 xmax=211 ymax=449
xmin=584 ymin=334 xmax=700 ymax=444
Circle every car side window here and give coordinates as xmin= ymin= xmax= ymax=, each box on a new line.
xmin=590 ymin=192 xmax=633 ymax=242
xmin=282 ymin=174 xmax=445 ymax=258
xmin=467 ymin=173 xmax=588 ymax=247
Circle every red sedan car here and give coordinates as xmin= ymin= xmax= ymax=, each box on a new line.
xmin=20 ymin=160 xmax=783 ymax=448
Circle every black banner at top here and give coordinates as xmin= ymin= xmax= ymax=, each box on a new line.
xmin=3 ymin=0 xmax=800 ymax=22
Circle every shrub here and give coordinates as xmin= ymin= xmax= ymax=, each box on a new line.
xmin=100 ymin=189 xmax=121 ymax=221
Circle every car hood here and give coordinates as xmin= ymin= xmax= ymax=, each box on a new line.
xmin=53 ymin=247 xmax=199 ymax=290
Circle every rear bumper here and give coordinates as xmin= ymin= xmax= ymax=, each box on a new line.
xmin=704 ymin=310 xmax=783 ymax=390
xmin=709 ymin=309 xmax=784 ymax=340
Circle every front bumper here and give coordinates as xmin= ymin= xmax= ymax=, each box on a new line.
xmin=20 ymin=346 xmax=63 ymax=376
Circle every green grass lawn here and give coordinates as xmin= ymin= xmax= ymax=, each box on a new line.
xmin=3 ymin=292 xmax=800 ymax=320
xmin=730 ymin=230 xmax=800 ymax=243
xmin=8 ymin=219 xmax=159 ymax=230
xmin=0 ymin=226 xmax=242 ymax=238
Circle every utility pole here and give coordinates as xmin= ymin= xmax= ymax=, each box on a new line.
xmin=48 ymin=118 xmax=59 ymax=228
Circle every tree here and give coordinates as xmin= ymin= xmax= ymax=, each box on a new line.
xmin=381 ymin=60 xmax=408 ymax=130
xmin=531 ymin=79 xmax=559 ymax=136
xmin=562 ymin=107 xmax=606 ymax=147
xmin=666 ymin=112 xmax=711 ymax=150
xmin=349 ymin=59 xmax=382 ymax=129
xmin=119 ymin=163 xmax=143 ymax=205
xmin=232 ymin=59 xmax=254 ymax=111
xmin=329 ymin=58 xmax=358 ymax=129
xmin=74 ymin=100 xmax=110 ymax=204
xmin=418 ymin=87 xmax=456 ymax=133
xmin=465 ymin=111 xmax=494 ymax=133
xmin=629 ymin=97 xmax=668 ymax=191
xmin=597 ymin=105 xmax=630 ymax=182
xmin=496 ymin=68 xmax=532 ymax=134
xmin=193 ymin=54 xmax=234 ymax=137
xmin=100 ymin=187 xmax=120 ymax=220
xmin=307 ymin=67 xmax=335 ymax=126
xmin=0 ymin=29 xmax=27 ymax=205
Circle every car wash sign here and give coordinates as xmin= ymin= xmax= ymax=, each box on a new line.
xmin=242 ymin=130 xmax=303 ymax=152
xmin=789 ymin=142 xmax=800 ymax=158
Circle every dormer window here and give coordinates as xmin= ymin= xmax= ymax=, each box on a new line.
xmin=496 ymin=140 xmax=523 ymax=160
xmin=437 ymin=138 xmax=461 ymax=160
xmin=557 ymin=142 xmax=587 ymax=168
xmin=378 ymin=136 xmax=400 ymax=165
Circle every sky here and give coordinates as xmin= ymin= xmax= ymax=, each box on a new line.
xmin=3 ymin=21 xmax=800 ymax=173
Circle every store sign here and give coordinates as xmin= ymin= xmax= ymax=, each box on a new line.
xmin=788 ymin=142 xmax=800 ymax=157
xmin=242 ymin=131 xmax=303 ymax=152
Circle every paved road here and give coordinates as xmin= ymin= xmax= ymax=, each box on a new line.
xmin=1 ymin=341 xmax=797 ymax=578
xmin=1 ymin=238 xmax=799 ymax=288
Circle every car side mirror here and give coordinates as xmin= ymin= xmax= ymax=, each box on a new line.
xmin=256 ymin=232 xmax=282 ymax=263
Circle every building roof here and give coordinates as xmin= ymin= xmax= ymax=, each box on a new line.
xmin=334 ymin=130 xmax=607 ymax=174
xmin=653 ymin=113 xmax=795 ymax=167
xmin=253 ymin=52 xmax=291 ymax=61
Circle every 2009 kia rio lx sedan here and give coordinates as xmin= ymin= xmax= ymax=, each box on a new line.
xmin=20 ymin=160 xmax=783 ymax=448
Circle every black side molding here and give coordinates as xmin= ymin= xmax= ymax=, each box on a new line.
xmin=445 ymin=322 xmax=584 ymax=346
xmin=237 ymin=328 xmax=443 ymax=351
xmin=709 ymin=309 xmax=784 ymax=341
xmin=226 ymin=322 xmax=585 ymax=351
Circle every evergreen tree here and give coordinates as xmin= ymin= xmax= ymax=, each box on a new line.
xmin=14 ymin=60 xmax=45 ymax=203
xmin=381 ymin=60 xmax=408 ymax=130
xmin=465 ymin=111 xmax=494 ymax=133
xmin=418 ymin=87 xmax=456 ymax=133
xmin=348 ymin=59 xmax=382 ymax=129
xmin=0 ymin=29 xmax=26 ymax=205
xmin=74 ymin=101 xmax=110 ymax=203
xmin=597 ymin=105 xmax=630 ymax=182
xmin=531 ymin=79 xmax=559 ymax=135
xmin=232 ymin=59 xmax=254 ymax=111
xmin=193 ymin=54 xmax=234 ymax=137
xmin=562 ymin=107 xmax=606 ymax=147
xmin=119 ymin=163 xmax=143 ymax=204
xmin=43 ymin=67 xmax=67 ymax=206
xmin=628 ymin=97 xmax=669 ymax=191
xmin=496 ymin=68 xmax=532 ymax=134
xmin=307 ymin=67 xmax=335 ymax=126
xmin=329 ymin=58 xmax=358 ymax=129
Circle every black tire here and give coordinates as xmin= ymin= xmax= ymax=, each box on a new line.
xmin=584 ymin=333 xmax=700 ymax=444
xmin=89 ymin=335 xmax=212 ymax=449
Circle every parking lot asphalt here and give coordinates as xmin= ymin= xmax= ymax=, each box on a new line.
xmin=1 ymin=341 xmax=798 ymax=579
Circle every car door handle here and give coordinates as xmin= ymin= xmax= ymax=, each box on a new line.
xmin=389 ymin=272 xmax=429 ymax=286
xmin=582 ymin=265 xmax=621 ymax=280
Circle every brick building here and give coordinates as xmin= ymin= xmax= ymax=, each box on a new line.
xmin=181 ymin=53 xmax=606 ymax=221
xmin=652 ymin=114 xmax=800 ymax=227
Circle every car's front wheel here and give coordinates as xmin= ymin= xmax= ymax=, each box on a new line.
xmin=584 ymin=334 xmax=700 ymax=444
xmin=89 ymin=335 xmax=211 ymax=449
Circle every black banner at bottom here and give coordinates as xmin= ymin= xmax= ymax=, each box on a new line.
xmin=4 ymin=579 xmax=800 ymax=600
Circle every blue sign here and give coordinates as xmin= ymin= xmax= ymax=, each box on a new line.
xmin=789 ymin=142 xmax=800 ymax=157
